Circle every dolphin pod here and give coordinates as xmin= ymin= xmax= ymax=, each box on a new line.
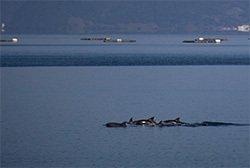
xmin=104 ymin=117 xmax=250 ymax=128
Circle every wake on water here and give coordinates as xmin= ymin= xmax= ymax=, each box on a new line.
xmin=175 ymin=121 xmax=250 ymax=127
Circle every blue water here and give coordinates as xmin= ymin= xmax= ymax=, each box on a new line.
xmin=1 ymin=34 xmax=250 ymax=167
xmin=1 ymin=34 xmax=250 ymax=66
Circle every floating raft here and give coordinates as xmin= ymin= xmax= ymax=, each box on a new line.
xmin=80 ymin=37 xmax=110 ymax=41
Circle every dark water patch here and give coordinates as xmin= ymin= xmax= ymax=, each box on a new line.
xmin=1 ymin=53 xmax=250 ymax=67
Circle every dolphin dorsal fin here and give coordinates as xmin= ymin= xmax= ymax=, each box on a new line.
xmin=175 ymin=117 xmax=180 ymax=122
xmin=156 ymin=120 xmax=163 ymax=126
xmin=129 ymin=117 xmax=133 ymax=123
xmin=149 ymin=117 xmax=155 ymax=120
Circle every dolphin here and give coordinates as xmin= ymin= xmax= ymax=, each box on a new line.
xmin=158 ymin=117 xmax=184 ymax=127
xmin=105 ymin=121 xmax=127 ymax=128
xmin=128 ymin=117 xmax=157 ymax=126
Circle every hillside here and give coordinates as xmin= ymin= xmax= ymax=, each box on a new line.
xmin=1 ymin=1 xmax=249 ymax=34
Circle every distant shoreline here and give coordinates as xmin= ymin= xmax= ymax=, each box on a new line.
xmin=1 ymin=31 xmax=250 ymax=36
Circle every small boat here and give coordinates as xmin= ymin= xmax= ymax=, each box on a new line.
xmin=0 ymin=37 xmax=19 ymax=45
xmin=80 ymin=37 xmax=136 ymax=43
xmin=183 ymin=37 xmax=227 ymax=44
xmin=103 ymin=38 xmax=136 ymax=43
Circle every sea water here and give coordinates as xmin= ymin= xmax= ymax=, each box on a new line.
xmin=1 ymin=34 xmax=250 ymax=167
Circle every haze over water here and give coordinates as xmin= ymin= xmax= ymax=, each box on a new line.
xmin=1 ymin=34 xmax=250 ymax=167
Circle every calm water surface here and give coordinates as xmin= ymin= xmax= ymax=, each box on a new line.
xmin=1 ymin=34 xmax=250 ymax=66
xmin=1 ymin=34 xmax=250 ymax=167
